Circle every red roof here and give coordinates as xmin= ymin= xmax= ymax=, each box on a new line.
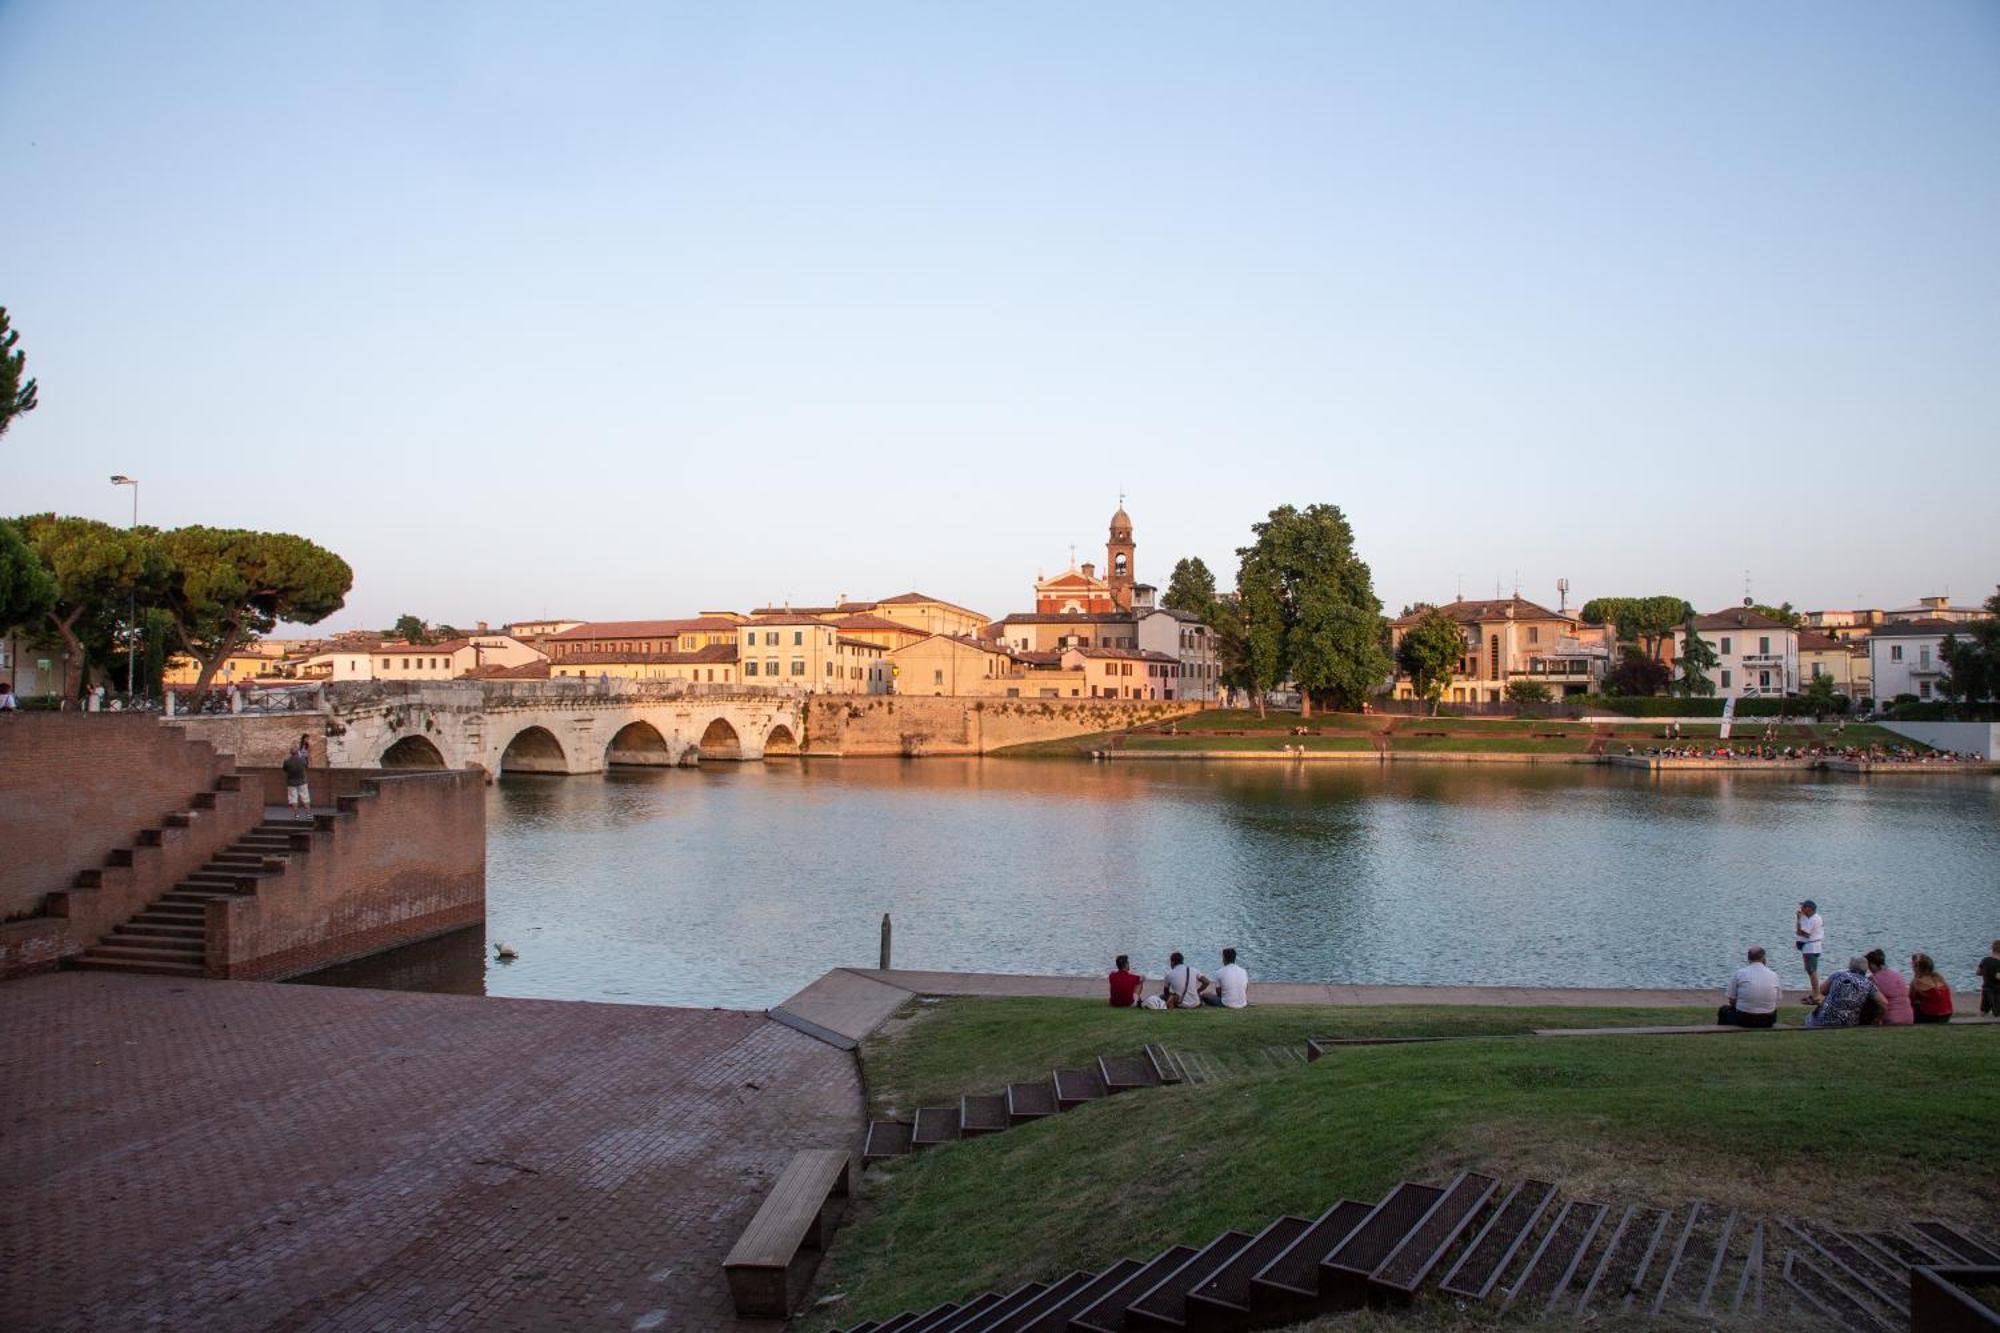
xmin=1687 ymin=608 xmax=1795 ymax=632
xmin=1391 ymin=597 xmax=1570 ymax=628
xmin=462 ymin=660 xmax=552 ymax=679
xmin=549 ymin=617 xmax=740 ymax=640
xmin=552 ymin=644 xmax=739 ymax=666
xmin=831 ymin=613 xmax=928 ymax=635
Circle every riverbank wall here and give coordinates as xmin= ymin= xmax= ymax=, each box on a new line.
xmin=163 ymin=712 xmax=326 ymax=766
xmin=802 ymin=695 xmax=1197 ymax=756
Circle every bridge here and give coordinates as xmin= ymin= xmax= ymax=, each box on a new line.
xmin=320 ymin=680 xmax=807 ymax=777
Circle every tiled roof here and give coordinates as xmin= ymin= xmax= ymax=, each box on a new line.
xmin=1068 ymin=647 xmax=1178 ymax=663
xmin=875 ymin=592 xmax=983 ymax=614
xmin=463 ymin=660 xmax=552 ymax=679
xmin=836 ymin=637 xmax=886 ymax=652
xmin=993 ymin=611 xmax=1136 ymax=626
xmin=830 ymin=613 xmax=929 ymax=635
xmin=552 ymin=644 xmax=739 ymax=666
xmin=1870 ymin=618 xmax=1966 ymax=637
xmin=1796 ymin=631 xmax=1845 ymax=652
xmin=1687 ymin=608 xmax=1795 ymax=632
xmin=1390 ymin=597 xmax=1571 ymax=627
xmin=747 ymin=614 xmax=836 ymax=628
xmin=549 ymin=617 xmax=741 ymax=639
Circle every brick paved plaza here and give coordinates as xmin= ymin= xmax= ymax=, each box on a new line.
xmin=0 ymin=972 xmax=862 ymax=1331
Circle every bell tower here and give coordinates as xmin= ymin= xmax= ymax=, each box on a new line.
xmin=1106 ymin=499 xmax=1135 ymax=611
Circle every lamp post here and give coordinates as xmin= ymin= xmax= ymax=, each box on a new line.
xmin=110 ymin=475 xmax=138 ymax=700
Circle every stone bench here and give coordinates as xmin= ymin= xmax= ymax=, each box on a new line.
xmin=723 ymin=1148 xmax=851 ymax=1318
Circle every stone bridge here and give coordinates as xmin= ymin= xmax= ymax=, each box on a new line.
xmin=320 ymin=681 xmax=806 ymax=777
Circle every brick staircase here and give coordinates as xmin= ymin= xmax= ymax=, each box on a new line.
xmin=70 ymin=813 xmax=322 ymax=977
xmin=832 ymin=1174 xmax=2000 ymax=1331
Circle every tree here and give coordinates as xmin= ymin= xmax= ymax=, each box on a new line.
xmin=1603 ymin=645 xmax=1670 ymax=697
xmin=1674 ymin=618 xmax=1718 ymax=698
xmin=156 ymin=527 xmax=352 ymax=697
xmin=1579 ymin=595 xmax=1693 ymax=660
xmin=1394 ymin=609 xmax=1463 ymax=716
xmin=1398 ymin=601 xmax=1435 ymax=618
xmin=1233 ymin=558 xmax=1286 ymax=718
xmin=390 ymin=613 xmax=432 ymax=644
xmin=0 ymin=518 xmax=56 ymax=639
xmin=1235 ymin=504 xmax=1390 ymax=718
xmin=1751 ymin=602 xmax=1803 ymax=628
xmin=15 ymin=515 xmax=163 ymax=698
xmin=0 ymin=308 xmax=38 ymax=441
xmin=1505 ymin=680 xmax=1552 ymax=713
xmin=1800 ymin=672 xmax=1841 ymax=718
xmin=1162 ymin=557 xmax=1219 ymax=622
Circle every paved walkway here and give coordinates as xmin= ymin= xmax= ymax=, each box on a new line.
xmin=771 ymin=967 xmax=1733 ymax=1046
xmin=0 ymin=972 xmax=862 ymax=1332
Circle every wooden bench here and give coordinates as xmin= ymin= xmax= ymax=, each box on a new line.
xmin=724 ymin=1148 xmax=851 ymax=1318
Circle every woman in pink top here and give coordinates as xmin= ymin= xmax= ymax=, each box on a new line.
xmin=1864 ymin=949 xmax=1914 ymax=1025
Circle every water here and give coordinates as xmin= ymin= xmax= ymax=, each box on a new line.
xmin=301 ymin=759 xmax=2000 ymax=1010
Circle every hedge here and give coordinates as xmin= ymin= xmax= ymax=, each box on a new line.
xmin=1574 ymin=694 xmax=1817 ymax=718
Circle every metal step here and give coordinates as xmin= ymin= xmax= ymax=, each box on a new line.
xmin=1186 ymin=1214 xmax=1310 ymax=1324
xmin=1052 ymin=1067 xmax=1107 ymax=1110
xmin=1440 ymin=1179 xmax=1557 ymax=1301
xmin=959 ymin=1094 xmax=1008 ymax=1138
xmin=862 ymin=1121 xmax=913 ymax=1162
xmin=912 ymin=1107 xmax=961 ymax=1149
xmin=1370 ymin=1172 xmax=1500 ymax=1297
xmin=1125 ymin=1230 xmax=1253 ymax=1330
xmin=1005 ymin=1081 xmax=1057 ymax=1124
xmin=1069 ymin=1245 xmax=1197 ymax=1333
xmin=1007 ymin=1259 xmax=1142 ymax=1333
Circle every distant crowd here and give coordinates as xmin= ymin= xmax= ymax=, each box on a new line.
xmin=1717 ymin=900 xmax=1999 ymax=1029
xmin=1107 ymin=949 xmax=1248 ymax=1010
xmin=1629 ymin=742 xmax=1973 ymax=763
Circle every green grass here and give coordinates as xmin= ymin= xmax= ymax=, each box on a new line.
xmin=1119 ymin=734 xmax=1380 ymax=752
xmin=809 ymin=1000 xmax=1998 ymax=1330
xmin=1388 ymin=736 xmax=1596 ymax=754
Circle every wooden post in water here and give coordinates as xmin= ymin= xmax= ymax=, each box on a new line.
xmin=879 ymin=913 xmax=892 ymax=970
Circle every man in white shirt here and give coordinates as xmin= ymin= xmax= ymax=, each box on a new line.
xmin=1795 ymin=900 xmax=1825 ymax=1003
xmin=1203 ymin=948 xmax=1249 ymax=1009
xmin=1162 ymin=952 xmax=1208 ymax=1009
xmin=1718 ymin=946 xmax=1782 ymax=1028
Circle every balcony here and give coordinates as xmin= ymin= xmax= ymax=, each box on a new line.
xmin=1740 ymin=653 xmax=1788 ymax=665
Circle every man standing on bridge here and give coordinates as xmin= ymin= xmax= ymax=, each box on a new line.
xmin=283 ymin=737 xmax=312 ymax=821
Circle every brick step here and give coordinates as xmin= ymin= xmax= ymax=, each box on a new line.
xmin=130 ymin=913 xmax=206 ymax=931
xmin=1251 ymin=1197 xmax=1374 ymax=1311
xmin=76 ymin=943 xmax=207 ymax=965
xmin=71 ymin=955 xmax=206 ymax=977
xmin=943 ymin=1280 xmax=1047 ymax=1333
xmin=1002 ymin=1259 xmax=1141 ymax=1333
xmin=1096 ymin=1052 xmax=1162 ymax=1094
xmin=961 ymin=1268 xmax=1098 ymax=1332
xmin=1004 ymin=1080 xmax=1056 ymax=1124
xmin=108 ymin=925 xmax=205 ymax=946
xmin=1439 ymin=1180 xmax=1558 ymax=1300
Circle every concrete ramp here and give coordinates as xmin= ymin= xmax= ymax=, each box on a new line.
xmin=769 ymin=968 xmax=913 ymax=1049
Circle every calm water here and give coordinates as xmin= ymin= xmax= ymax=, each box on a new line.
xmin=302 ymin=760 xmax=2000 ymax=1010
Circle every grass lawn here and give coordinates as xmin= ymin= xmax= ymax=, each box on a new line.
xmin=1120 ymin=734 xmax=1380 ymax=752
xmin=1388 ymin=736 xmax=1596 ymax=754
xmin=810 ymin=999 xmax=1998 ymax=1330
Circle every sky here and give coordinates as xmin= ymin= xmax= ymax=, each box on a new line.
xmin=4 ymin=1 xmax=1998 ymax=633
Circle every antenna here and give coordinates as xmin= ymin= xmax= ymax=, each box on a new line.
xmin=1455 ymin=574 xmax=1463 ymax=601
xmin=1557 ymin=577 xmax=1569 ymax=614
xmin=1512 ymin=570 xmax=1520 ymax=598
xmin=1743 ymin=569 xmax=1753 ymax=608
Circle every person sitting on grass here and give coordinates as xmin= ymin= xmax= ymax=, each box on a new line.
xmin=1203 ymin=948 xmax=1249 ymax=1009
xmin=1717 ymin=946 xmax=1782 ymax=1028
xmin=1163 ymin=951 xmax=1208 ymax=1009
xmin=1108 ymin=954 xmax=1144 ymax=1009
xmin=1805 ymin=957 xmax=1878 ymax=1029
xmin=1864 ymin=948 xmax=1914 ymax=1025
xmin=1909 ymin=953 xmax=1953 ymax=1024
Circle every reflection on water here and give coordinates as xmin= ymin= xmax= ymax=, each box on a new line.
xmin=299 ymin=759 xmax=2000 ymax=1011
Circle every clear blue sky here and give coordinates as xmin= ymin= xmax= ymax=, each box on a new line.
xmin=5 ymin=1 xmax=1997 ymax=631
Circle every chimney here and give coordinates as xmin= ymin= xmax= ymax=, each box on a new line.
xmin=1082 ymin=562 xmax=1096 ymax=579
xmin=477 ymin=621 xmax=489 ymax=634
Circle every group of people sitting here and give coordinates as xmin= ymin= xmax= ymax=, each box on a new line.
xmin=1108 ymin=949 xmax=1248 ymax=1010
xmin=1718 ymin=944 xmax=1979 ymax=1028
xmin=1630 ymin=741 xmax=1971 ymax=762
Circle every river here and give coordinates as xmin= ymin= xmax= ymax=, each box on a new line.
xmin=298 ymin=759 xmax=2000 ymax=1010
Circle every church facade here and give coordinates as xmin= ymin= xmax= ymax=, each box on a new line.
xmin=1033 ymin=506 xmax=1139 ymax=614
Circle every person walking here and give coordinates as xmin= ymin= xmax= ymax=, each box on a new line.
xmin=1717 ymin=946 xmax=1782 ymax=1028
xmin=1795 ymin=900 xmax=1825 ymax=1003
xmin=282 ymin=739 xmax=312 ymax=821
xmin=1978 ymin=939 xmax=2000 ymax=1017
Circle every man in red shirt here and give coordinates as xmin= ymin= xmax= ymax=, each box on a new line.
xmin=1108 ymin=955 xmax=1143 ymax=1008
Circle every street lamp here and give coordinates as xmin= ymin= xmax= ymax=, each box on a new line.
xmin=110 ymin=476 xmax=138 ymax=700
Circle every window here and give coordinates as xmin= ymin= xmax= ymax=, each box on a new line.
xmin=1891 ymin=645 xmax=1904 ymax=662
xmin=1759 ymin=670 xmax=1771 ymax=689
xmin=793 ymin=631 xmax=803 ymax=646
xmin=1758 ymin=636 xmax=1770 ymax=655
xmin=824 ymin=661 xmax=832 ymax=676
xmin=1528 ymin=626 xmax=1539 ymax=645
xmin=745 ymin=661 xmax=758 ymax=676
xmin=766 ymin=659 xmax=778 ymax=675
xmin=1919 ymin=680 xmax=1932 ymax=699
xmin=1721 ymin=669 xmax=1732 ymax=689
xmin=1719 ymin=637 xmax=1731 ymax=656
xmin=791 ymin=659 xmax=805 ymax=676
xmin=934 ymin=670 xmax=945 ymax=686
xmin=1919 ymin=646 xmax=1931 ymax=669
xmin=766 ymin=631 xmax=778 ymax=646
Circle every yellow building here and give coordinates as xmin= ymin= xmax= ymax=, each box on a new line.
xmin=1060 ymin=647 xmax=1178 ymax=700
xmin=826 ymin=613 xmax=932 ymax=653
xmin=738 ymin=617 xmax=889 ymax=693
xmin=750 ymin=592 xmax=988 ymax=640
xmin=545 ymin=616 xmax=745 ymax=661
xmin=161 ymin=650 xmax=287 ymax=686
xmin=1798 ymin=631 xmax=1870 ymax=698
xmin=549 ymin=645 xmax=738 ymax=685
xmin=1388 ymin=597 xmax=1613 ymax=704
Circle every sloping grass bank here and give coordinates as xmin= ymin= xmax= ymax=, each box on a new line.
xmin=811 ymin=999 xmax=1997 ymax=1330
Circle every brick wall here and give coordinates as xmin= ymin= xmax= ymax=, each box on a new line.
xmin=209 ymin=768 xmax=486 ymax=980
xmin=0 ymin=715 xmax=240 ymax=921
xmin=801 ymin=694 xmax=1198 ymax=755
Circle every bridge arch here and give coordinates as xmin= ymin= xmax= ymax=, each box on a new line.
xmin=498 ymin=725 xmax=569 ymax=775
xmin=764 ymin=723 xmax=799 ymax=756
xmin=606 ymin=720 xmax=673 ymax=767
xmin=698 ymin=717 xmax=743 ymax=761
xmin=381 ymin=734 xmax=447 ymax=769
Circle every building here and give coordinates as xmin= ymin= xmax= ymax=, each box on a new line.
xmin=1033 ymin=505 xmax=1139 ymax=614
xmin=545 ymin=616 xmax=745 ymax=661
xmin=1797 ymin=631 xmax=1870 ymax=699
xmin=748 ymin=594 xmax=988 ymax=640
xmin=986 ymin=603 xmax=1217 ymax=701
xmin=1867 ymin=619 xmax=1961 ymax=704
xmin=549 ymin=645 xmax=739 ymax=685
xmin=1060 ymin=646 xmax=1179 ymax=700
xmin=822 ymin=612 xmax=932 ymax=653
xmin=1674 ymin=608 xmax=1799 ymax=699
xmin=887 ymin=635 xmax=1022 ymax=696
xmin=1884 ymin=596 xmax=1991 ymax=626
xmin=1799 ymin=608 xmax=1885 ymax=643
xmin=736 ymin=617 xmax=889 ymax=693
xmin=1389 ymin=597 xmax=1613 ymax=704
xmin=505 ymin=618 xmax=585 ymax=639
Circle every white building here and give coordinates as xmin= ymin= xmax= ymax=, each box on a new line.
xmin=1868 ymin=618 xmax=1959 ymax=704
xmin=304 ymin=634 xmax=547 ymax=682
xmin=1675 ymin=608 xmax=1799 ymax=700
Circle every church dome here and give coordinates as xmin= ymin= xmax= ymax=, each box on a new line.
xmin=1110 ymin=506 xmax=1132 ymax=532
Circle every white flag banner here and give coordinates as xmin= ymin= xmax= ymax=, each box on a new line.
xmin=1720 ymin=695 xmax=1737 ymax=740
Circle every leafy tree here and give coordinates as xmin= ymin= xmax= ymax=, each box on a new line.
xmin=1235 ymin=503 xmax=1390 ymax=717
xmin=1751 ymin=602 xmax=1803 ymax=628
xmin=1397 ymin=601 xmax=1435 ymax=618
xmin=1800 ymin=671 xmax=1841 ymax=717
xmin=0 ymin=308 xmax=38 ymax=441
xmin=156 ymin=527 xmax=352 ymax=697
xmin=15 ymin=515 xmax=163 ymax=697
xmin=390 ymin=613 xmax=432 ymax=644
xmin=1674 ymin=618 xmax=1718 ymax=698
xmin=1579 ymin=595 xmax=1693 ymax=660
xmin=1603 ymin=645 xmax=1670 ymax=697
xmin=1394 ymin=608 xmax=1464 ymax=716
xmin=1505 ymin=680 xmax=1552 ymax=712
xmin=1162 ymin=557 xmax=1219 ymax=622
xmin=0 ymin=518 xmax=56 ymax=640
xmin=1233 ymin=556 xmax=1286 ymax=718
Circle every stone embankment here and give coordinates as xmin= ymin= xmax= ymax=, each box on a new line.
xmin=802 ymin=695 xmax=1198 ymax=757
